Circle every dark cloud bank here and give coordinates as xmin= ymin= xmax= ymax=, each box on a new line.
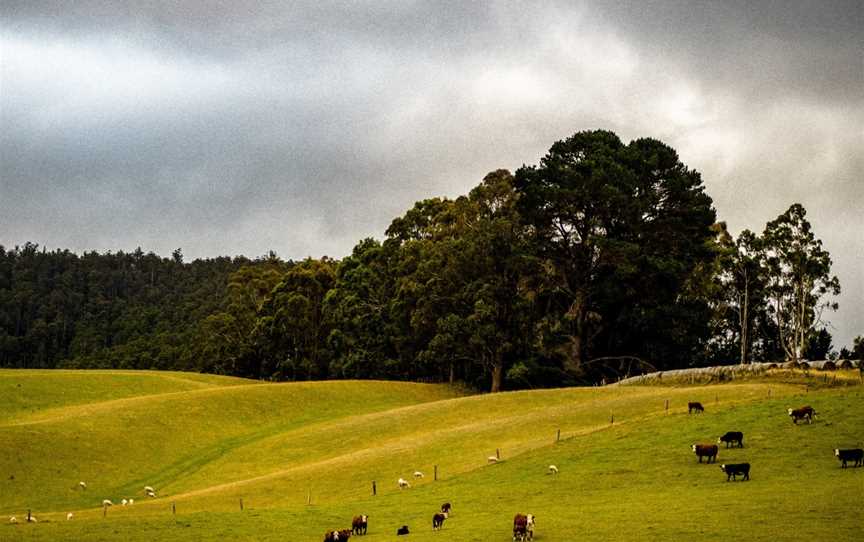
xmin=1 ymin=1 xmax=862 ymax=347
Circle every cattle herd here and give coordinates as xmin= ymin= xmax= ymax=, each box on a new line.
xmin=687 ymin=403 xmax=862 ymax=485
xmin=323 ymin=504 xmax=457 ymax=540
xmin=322 ymin=500 xmax=538 ymax=540
xmin=319 ymin=401 xmax=859 ymax=540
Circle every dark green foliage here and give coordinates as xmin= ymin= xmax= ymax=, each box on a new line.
xmin=2 ymin=130 xmax=842 ymax=391
xmin=0 ymin=242 xmax=268 ymax=371
xmin=803 ymin=328 xmax=833 ymax=360
xmin=514 ymin=130 xmax=717 ymax=375
xmin=853 ymin=336 xmax=864 ymax=361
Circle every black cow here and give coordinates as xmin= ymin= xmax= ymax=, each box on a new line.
xmin=691 ymin=443 xmax=718 ymax=463
xmin=397 ymin=525 xmax=410 ymax=536
xmin=788 ymin=406 xmax=815 ymax=424
xmin=688 ymin=402 xmax=705 ymax=414
xmin=432 ymin=512 xmax=447 ymax=530
xmin=720 ymin=463 xmax=750 ymax=481
xmin=441 ymin=502 xmax=452 ymax=514
xmin=835 ymin=448 xmax=864 ymax=468
xmin=718 ymin=431 xmax=744 ymax=448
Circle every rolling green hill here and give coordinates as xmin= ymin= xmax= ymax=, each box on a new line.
xmin=1 ymin=370 xmax=861 ymax=541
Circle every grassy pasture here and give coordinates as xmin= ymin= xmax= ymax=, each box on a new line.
xmin=0 ymin=370 xmax=861 ymax=541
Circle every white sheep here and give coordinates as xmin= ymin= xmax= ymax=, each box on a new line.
xmin=397 ymin=478 xmax=411 ymax=489
xmin=9 ymin=516 xmax=16 ymax=524
xmin=487 ymin=456 xmax=499 ymax=463
xmin=27 ymin=516 xmax=37 ymax=523
xmin=146 ymin=489 xmax=156 ymax=498
xmin=548 ymin=465 xmax=559 ymax=475
xmin=413 ymin=471 xmax=424 ymax=479
xmin=143 ymin=485 xmax=155 ymax=493
xmin=129 ymin=498 xmax=134 ymax=505
xmin=121 ymin=499 xmax=128 ymax=506
xmin=102 ymin=499 xmax=113 ymax=507
xmin=79 ymin=481 xmax=87 ymax=490
xmin=67 ymin=512 xmax=73 ymax=521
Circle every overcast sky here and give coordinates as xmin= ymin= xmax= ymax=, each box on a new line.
xmin=1 ymin=1 xmax=862 ymax=348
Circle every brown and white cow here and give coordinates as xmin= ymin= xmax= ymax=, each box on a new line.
xmin=351 ymin=515 xmax=368 ymax=535
xmin=513 ymin=514 xmax=528 ymax=541
xmin=513 ymin=513 xmax=535 ymax=541
xmin=691 ymin=443 xmax=718 ymax=463
xmin=323 ymin=529 xmax=351 ymax=541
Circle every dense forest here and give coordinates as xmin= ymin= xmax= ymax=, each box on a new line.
xmin=2 ymin=131 xmax=859 ymax=390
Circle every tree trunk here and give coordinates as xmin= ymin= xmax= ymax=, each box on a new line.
xmin=739 ymin=280 xmax=749 ymax=365
xmin=490 ymin=363 xmax=503 ymax=393
xmin=565 ymin=291 xmax=587 ymax=373
xmin=449 ymin=362 xmax=455 ymax=385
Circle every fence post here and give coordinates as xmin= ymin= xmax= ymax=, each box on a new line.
xmin=372 ymin=481 xmax=376 ymax=496
xmin=556 ymin=429 xmax=561 ymax=442
xmin=240 ymin=498 xmax=243 ymax=511
xmin=434 ymin=465 xmax=438 ymax=481
xmin=307 ymin=489 xmax=311 ymax=505
xmin=665 ymin=399 xmax=669 ymax=413
xmin=610 ymin=414 xmax=614 ymax=424
xmin=496 ymin=448 xmax=500 ymax=460
xmin=172 ymin=502 xmax=176 ymax=515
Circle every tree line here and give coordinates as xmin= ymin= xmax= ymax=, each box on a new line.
xmin=1 ymin=130 xmax=858 ymax=390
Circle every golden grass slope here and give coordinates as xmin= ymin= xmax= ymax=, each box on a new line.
xmin=1 ymin=369 xmax=861 ymax=541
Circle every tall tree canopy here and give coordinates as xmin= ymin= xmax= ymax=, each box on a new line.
xmin=762 ymin=204 xmax=840 ymax=363
xmin=2 ymin=131 xmax=843 ymax=388
xmin=514 ymin=130 xmax=717 ymax=375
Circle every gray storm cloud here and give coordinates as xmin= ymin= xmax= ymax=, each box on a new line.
xmin=1 ymin=1 xmax=862 ymax=347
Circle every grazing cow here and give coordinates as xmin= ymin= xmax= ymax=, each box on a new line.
xmin=398 ymin=478 xmax=411 ymax=489
xmin=513 ymin=513 xmax=528 ymax=541
xmin=526 ymin=514 xmax=535 ymax=541
xmin=441 ymin=502 xmax=452 ymax=514
xmin=413 ymin=471 xmax=424 ymax=479
xmin=351 ymin=514 xmax=368 ymax=535
xmin=548 ymin=465 xmax=559 ymax=475
xmin=397 ymin=525 xmax=410 ymax=535
xmin=835 ymin=449 xmax=864 ymax=468
xmin=323 ymin=529 xmax=351 ymax=541
xmin=688 ymin=402 xmax=704 ymax=414
xmin=691 ymin=443 xmax=719 ymax=463
xmin=432 ymin=512 xmax=448 ymax=530
xmin=718 ymin=431 xmax=744 ymax=448
xmin=788 ymin=406 xmax=815 ymax=424
xmin=720 ymin=463 xmax=750 ymax=481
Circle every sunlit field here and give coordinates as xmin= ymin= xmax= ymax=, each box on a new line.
xmin=1 ymin=370 xmax=861 ymax=541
